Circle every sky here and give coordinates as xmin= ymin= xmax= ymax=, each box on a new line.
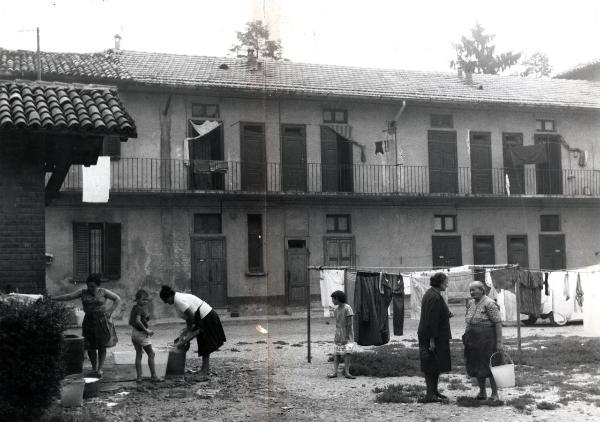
xmin=1 ymin=0 xmax=599 ymax=75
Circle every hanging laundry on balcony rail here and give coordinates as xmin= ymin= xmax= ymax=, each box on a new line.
xmin=183 ymin=120 xmax=222 ymax=165
xmin=324 ymin=124 xmax=367 ymax=162
xmin=509 ymin=144 xmax=548 ymax=165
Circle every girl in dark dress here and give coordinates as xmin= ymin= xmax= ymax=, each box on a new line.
xmin=52 ymin=274 xmax=120 ymax=378
xmin=417 ymin=272 xmax=453 ymax=403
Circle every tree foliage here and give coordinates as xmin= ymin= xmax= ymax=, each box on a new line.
xmin=230 ymin=20 xmax=283 ymax=60
xmin=518 ymin=52 xmax=552 ymax=78
xmin=450 ymin=23 xmax=521 ymax=74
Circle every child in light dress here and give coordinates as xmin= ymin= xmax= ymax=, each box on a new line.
xmin=129 ymin=289 xmax=161 ymax=383
xmin=327 ymin=290 xmax=356 ymax=379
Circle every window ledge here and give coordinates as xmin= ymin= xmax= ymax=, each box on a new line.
xmin=246 ymin=272 xmax=267 ymax=277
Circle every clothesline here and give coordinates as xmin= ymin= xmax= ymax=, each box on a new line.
xmin=309 ymin=264 xmax=600 ymax=275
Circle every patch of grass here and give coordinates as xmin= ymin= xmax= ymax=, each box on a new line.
xmin=537 ymin=401 xmax=559 ymax=410
xmin=506 ymin=393 xmax=536 ymax=411
xmin=273 ymin=340 xmax=288 ymax=345
xmin=255 ymin=340 xmax=267 ymax=344
xmin=236 ymin=341 xmax=251 ymax=345
xmin=456 ymin=396 xmax=504 ymax=407
xmin=557 ymin=396 xmax=570 ymax=405
xmin=230 ymin=348 xmax=241 ymax=352
xmin=374 ymin=383 xmax=425 ymax=404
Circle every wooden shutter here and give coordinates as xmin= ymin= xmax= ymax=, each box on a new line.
xmin=103 ymin=223 xmax=121 ymax=280
xmin=103 ymin=138 xmax=121 ymax=160
xmin=73 ymin=222 xmax=89 ymax=282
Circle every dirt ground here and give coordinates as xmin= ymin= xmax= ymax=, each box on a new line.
xmin=68 ymin=306 xmax=600 ymax=421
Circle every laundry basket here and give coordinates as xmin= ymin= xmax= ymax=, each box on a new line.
xmin=489 ymin=351 xmax=515 ymax=388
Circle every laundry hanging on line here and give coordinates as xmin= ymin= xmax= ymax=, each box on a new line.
xmin=353 ymin=271 xmax=392 ymax=346
xmin=319 ymin=269 xmax=345 ymax=314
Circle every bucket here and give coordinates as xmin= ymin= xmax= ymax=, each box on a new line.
xmin=62 ymin=335 xmax=85 ymax=375
xmin=60 ymin=377 xmax=85 ymax=407
xmin=166 ymin=346 xmax=187 ymax=376
xmin=489 ymin=351 xmax=515 ymax=388
xmin=83 ymin=377 xmax=100 ymax=398
xmin=112 ymin=348 xmax=170 ymax=379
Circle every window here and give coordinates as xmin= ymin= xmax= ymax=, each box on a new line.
xmin=536 ymin=119 xmax=556 ymax=132
xmin=194 ymin=214 xmax=222 ymax=234
xmin=247 ymin=214 xmax=263 ymax=273
xmin=102 ymin=138 xmax=121 ymax=160
xmin=540 ymin=215 xmax=560 ymax=232
xmin=191 ymin=103 xmax=220 ymax=118
xmin=73 ymin=222 xmax=121 ymax=281
xmin=323 ymin=108 xmax=347 ymax=124
xmin=324 ymin=237 xmax=355 ymax=266
xmin=326 ymin=214 xmax=351 ymax=233
xmin=434 ymin=215 xmax=456 ymax=232
xmin=430 ymin=114 xmax=453 ymax=128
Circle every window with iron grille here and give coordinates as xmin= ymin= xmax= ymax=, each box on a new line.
xmin=540 ymin=215 xmax=560 ymax=232
xmin=247 ymin=214 xmax=263 ymax=273
xmin=430 ymin=114 xmax=454 ymax=128
xmin=326 ymin=215 xmax=351 ymax=233
xmin=73 ymin=222 xmax=121 ymax=281
xmin=434 ymin=215 xmax=456 ymax=232
xmin=194 ymin=214 xmax=222 ymax=234
xmin=323 ymin=109 xmax=348 ymax=124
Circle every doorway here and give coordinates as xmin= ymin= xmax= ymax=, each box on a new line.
xmin=432 ymin=236 xmax=462 ymax=267
xmin=539 ymin=234 xmax=565 ymax=270
xmin=285 ymin=239 xmax=309 ymax=305
xmin=191 ymin=236 xmax=227 ymax=307
xmin=507 ymin=235 xmax=529 ymax=267
xmin=470 ymin=132 xmax=492 ymax=194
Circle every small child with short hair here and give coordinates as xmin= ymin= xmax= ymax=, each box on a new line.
xmin=328 ymin=290 xmax=356 ymax=379
xmin=129 ymin=289 xmax=160 ymax=383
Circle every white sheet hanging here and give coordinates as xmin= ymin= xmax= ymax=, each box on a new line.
xmin=82 ymin=156 xmax=110 ymax=203
xmin=319 ymin=270 xmax=345 ymax=309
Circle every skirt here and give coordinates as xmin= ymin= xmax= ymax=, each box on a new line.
xmin=418 ymin=336 xmax=451 ymax=374
xmin=194 ymin=309 xmax=226 ymax=357
xmin=463 ymin=324 xmax=497 ymax=378
xmin=82 ymin=311 xmax=118 ymax=350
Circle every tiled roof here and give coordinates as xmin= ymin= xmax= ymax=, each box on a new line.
xmin=0 ymin=49 xmax=131 ymax=82
xmin=0 ymin=80 xmax=136 ymax=136
xmin=117 ymin=51 xmax=600 ymax=110
xmin=2 ymin=47 xmax=600 ymax=110
xmin=555 ymin=57 xmax=600 ymax=79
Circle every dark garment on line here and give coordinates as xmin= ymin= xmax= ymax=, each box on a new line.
xmin=375 ymin=141 xmax=384 ymax=155
xmin=417 ymin=288 xmax=452 ymax=374
xmin=388 ymin=274 xmax=404 ymax=336
xmin=518 ymin=270 xmax=544 ymax=316
xmin=490 ymin=267 xmax=519 ymax=290
xmin=353 ymin=271 xmax=392 ymax=346
xmin=509 ymin=144 xmax=548 ymax=165
xmin=576 ymin=273 xmax=584 ymax=308
xmin=544 ymin=272 xmax=550 ymax=296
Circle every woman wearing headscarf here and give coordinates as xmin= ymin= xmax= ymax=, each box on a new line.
xmin=51 ymin=274 xmax=120 ymax=378
xmin=159 ymin=285 xmax=226 ymax=379
xmin=417 ymin=272 xmax=453 ymax=403
xmin=463 ymin=280 xmax=503 ymax=401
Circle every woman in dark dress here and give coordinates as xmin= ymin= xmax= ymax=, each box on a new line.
xmin=417 ymin=272 xmax=453 ymax=403
xmin=52 ymin=274 xmax=120 ymax=378
xmin=463 ymin=280 xmax=504 ymax=401
xmin=159 ymin=286 xmax=226 ymax=379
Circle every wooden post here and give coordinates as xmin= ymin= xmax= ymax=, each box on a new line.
xmin=515 ymin=276 xmax=521 ymax=365
xmin=307 ymin=269 xmax=311 ymax=363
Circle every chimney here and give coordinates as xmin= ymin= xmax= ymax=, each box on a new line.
xmin=247 ymin=48 xmax=257 ymax=69
xmin=114 ymin=34 xmax=122 ymax=51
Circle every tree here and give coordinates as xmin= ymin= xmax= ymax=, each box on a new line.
xmin=230 ymin=20 xmax=283 ymax=60
xmin=518 ymin=52 xmax=552 ymax=78
xmin=450 ymin=23 xmax=521 ymax=74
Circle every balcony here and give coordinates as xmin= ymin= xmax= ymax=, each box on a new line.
xmin=51 ymin=158 xmax=600 ymax=198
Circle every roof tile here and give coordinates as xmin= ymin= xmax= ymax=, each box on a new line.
xmin=0 ymin=80 xmax=136 ymax=136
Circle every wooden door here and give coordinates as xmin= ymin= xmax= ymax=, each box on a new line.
xmin=539 ymin=234 xmax=565 ymax=270
xmin=431 ymin=236 xmax=462 ymax=267
xmin=241 ymin=123 xmax=266 ymax=191
xmin=191 ymin=237 xmax=227 ymax=307
xmin=286 ymin=240 xmax=308 ymax=305
xmin=470 ymin=132 xmax=492 ymax=194
xmin=324 ymin=237 xmax=354 ymax=266
xmin=507 ymin=235 xmax=529 ymax=267
xmin=321 ymin=126 xmax=339 ymax=192
xmin=502 ymin=133 xmax=525 ymax=194
xmin=535 ymin=135 xmax=562 ymax=194
xmin=428 ymin=130 xmax=458 ymax=193
xmin=281 ymin=125 xmax=307 ymax=192
xmin=473 ymin=235 xmax=495 ymax=265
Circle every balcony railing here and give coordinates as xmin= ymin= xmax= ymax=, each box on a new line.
xmin=50 ymin=158 xmax=600 ymax=198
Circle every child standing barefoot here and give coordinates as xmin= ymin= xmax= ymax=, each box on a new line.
xmin=129 ymin=289 xmax=160 ymax=383
xmin=328 ymin=290 xmax=356 ymax=379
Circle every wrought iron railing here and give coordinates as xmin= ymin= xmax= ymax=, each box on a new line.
xmin=50 ymin=158 xmax=600 ymax=197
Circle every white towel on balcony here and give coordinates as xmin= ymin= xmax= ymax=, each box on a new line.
xmin=82 ymin=156 xmax=110 ymax=203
